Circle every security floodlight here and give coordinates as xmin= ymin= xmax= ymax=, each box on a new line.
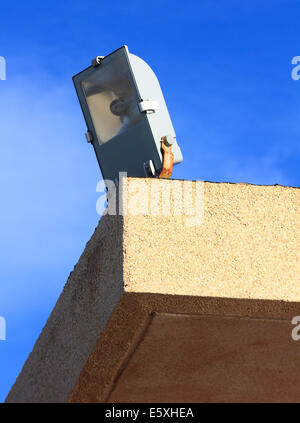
xmin=73 ymin=45 xmax=183 ymax=182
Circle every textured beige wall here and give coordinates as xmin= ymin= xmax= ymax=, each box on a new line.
xmin=122 ymin=178 xmax=300 ymax=301
xmin=5 ymin=177 xmax=300 ymax=403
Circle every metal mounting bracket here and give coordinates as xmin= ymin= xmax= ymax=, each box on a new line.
xmin=91 ymin=56 xmax=105 ymax=67
xmin=158 ymin=136 xmax=174 ymax=179
xmin=138 ymin=100 xmax=159 ymax=114
xmin=85 ymin=131 xmax=94 ymax=143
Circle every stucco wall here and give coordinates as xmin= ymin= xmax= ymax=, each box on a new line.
xmin=6 ymin=178 xmax=300 ymax=403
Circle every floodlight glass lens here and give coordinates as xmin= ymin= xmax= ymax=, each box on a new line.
xmin=81 ymin=53 xmax=142 ymax=144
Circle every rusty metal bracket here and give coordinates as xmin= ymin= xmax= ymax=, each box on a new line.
xmin=158 ymin=136 xmax=174 ymax=179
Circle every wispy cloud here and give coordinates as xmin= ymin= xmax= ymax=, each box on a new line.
xmin=0 ymin=66 xmax=101 ymax=313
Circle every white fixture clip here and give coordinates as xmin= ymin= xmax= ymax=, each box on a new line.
xmin=138 ymin=100 xmax=159 ymax=114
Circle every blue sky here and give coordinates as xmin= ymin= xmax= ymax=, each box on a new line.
xmin=0 ymin=0 xmax=299 ymax=401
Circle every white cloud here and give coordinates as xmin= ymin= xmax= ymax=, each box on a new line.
xmin=0 ymin=68 xmax=101 ymax=313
